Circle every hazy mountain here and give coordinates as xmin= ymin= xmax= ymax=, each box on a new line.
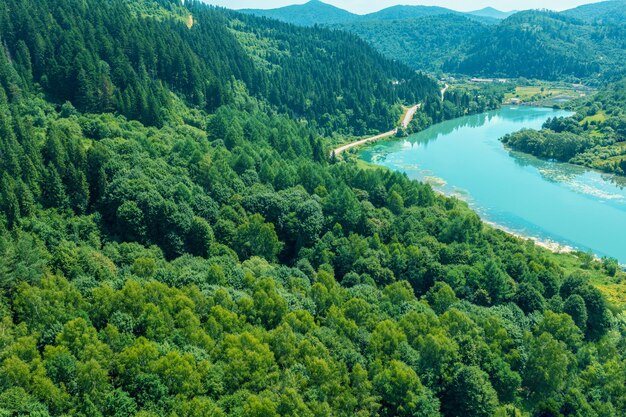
xmin=361 ymin=5 xmax=458 ymax=20
xmin=468 ymin=7 xmax=516 ymax=20
xmin=561 ymin=0 xmax=626 ymax=24
xmin=336 ymin=6 xmax=624 ymax=82
xmin=240 ymin=1 xmax=624 ymax=81
xmin=241 ymin=1 xmax=498 ymax=26
xmin=240 ymin=0 xmax=357 ymax=25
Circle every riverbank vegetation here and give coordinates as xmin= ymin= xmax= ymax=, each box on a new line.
xmin=501 ymin=78 xmax=626 ymax=174
xmin=397 ymin=83 xmax=510 ymax=137
xmin=0 ymin=0 xmax=624 ymax=416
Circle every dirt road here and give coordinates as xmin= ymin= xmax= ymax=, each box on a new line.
xmin=332 ymin=104 xmax=419 ymax=156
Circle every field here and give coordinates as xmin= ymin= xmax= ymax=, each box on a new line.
xmin=580 ymin=111 xmax=607 ymax=124
xmin=549 ymin=251 xmax=626 ymax=311
xmin=504 ymin=83 xmax=592 ymax=106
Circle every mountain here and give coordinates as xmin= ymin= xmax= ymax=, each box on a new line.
xmin=362 ymin=5 xmax=458 ymax=20
xmin=562 ymin=0 xmax=626 ymax=24
xmin=448 ymin=10 xmax=626 ymax=82
xmin=331 ymin=6 xmax=625 ymax=82
xmin=334 ymin=8 xmax=625 ymax=81
xmin=237 ymin=1 xmax=624 ymax=82
xmin=468 ymin=7 xmax=516 ymax=19
xmin=362 ymin=5 xmax=499 ymax=24
xmin=0 ymin=0 xmax=440 ymax=136
xmin=240 ymin=0 xmax=357 ymax=25
xmin=336 ymin=14 xmax=489 ymax=73
xmin=0 ymin=1 xmax=622 ymax=417
xmin=241 ymin=1 xmax=499 ymax=26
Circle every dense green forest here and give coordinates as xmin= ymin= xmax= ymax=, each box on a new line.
xmin=448 ymin=10 xmax=626 ymax=83
xmin=0 ymin=0 xmax=440 ymax=137
xmin=241 ymin=1 xmax=499 ymax=27
xmin=342 ymin=9 xmax=626 ymax=83
xmin=241 ymin=0 xmax=357 ymax=26
xmin=0 ymin=0 xmax=624 ymax=416
xmin=562 ymin=0 xmax=626 ymax=24
xmin=334 ymin=15 xmax=489 ymax=74
xmin=501 ymin=78 xmax=626 ymax=174
xmin=248 ymin=1 xmax=626 ymax=83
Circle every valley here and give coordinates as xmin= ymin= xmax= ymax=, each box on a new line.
xmin=243 ymin=0 xmax=626 ymax=83
xmin=0 ymin=1 xmax=624 ymax=417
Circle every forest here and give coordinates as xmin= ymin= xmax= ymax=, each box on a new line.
xmin=0 ymin=0 xmax=624 ymax=416
xmin=0 ymin=0 xmax=441 ymax=136
xmin=257 ymin=2 xmax=626 ymax=83
xmin=329 ymin=0 xmax=626 ymax=85
xmin=501 ymin=78 xmax=626 ymax=175
xmin=447 ymin=11 xmax=626 ymax=83
xmin=335 ymin=14 xmax=490 ymax=74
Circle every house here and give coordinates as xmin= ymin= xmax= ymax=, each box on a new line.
xmin=470 ymin=78 xmax=494 ymax=83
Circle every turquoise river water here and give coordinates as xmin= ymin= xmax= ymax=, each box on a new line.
xmin=359 ymin=106 xmax=626 ymax=263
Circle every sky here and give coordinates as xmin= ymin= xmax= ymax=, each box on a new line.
xmin=203 ymin=0 xmax=603 ymax=14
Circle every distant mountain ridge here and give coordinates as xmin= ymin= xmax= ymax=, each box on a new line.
xmin=240 ymin=0 xmax=356 ymax=26
xmin=561 ymin=0 xmax=626 ymax=24
xmin=240 ymin=0 xmax=507 ymax=26
xmin=468 ymin=7 xmax=517 ymax=19
xmin=239 ymin=0 xmax=625 ymax=82
xmin=239 ymin=0 xmax=625 ymax=28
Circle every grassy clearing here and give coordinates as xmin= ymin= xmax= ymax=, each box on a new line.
xmin=548 ymin=251 xmax=626 ymax=311
xmin=503 ymin=83 xmax=590 ymax=105
xmin=580 ymin=111 xmax=607 ymax=124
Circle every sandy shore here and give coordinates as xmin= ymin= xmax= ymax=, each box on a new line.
xmin=423 ymin=182 xmax=577 ymax=255
xmin=482 ymin=219 xmax=575 ymax=254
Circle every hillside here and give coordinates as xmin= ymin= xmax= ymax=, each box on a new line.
xmin=447 ymin=10 xmax=626 ymax=82
xmin=0 ymin=0 xmax=624 ymax=416
xmin=362 ymin=5 xmax=459 ymax=20
xmin=241 ymin=2 xmax=625 ymax=83
xmin=241 ymin=1 xmax=498 ymax=27
xmin=468 ymin=7 xmax=516 ymax=20
xmin=240 ymin=0 xmax=356 ymax=26
xmin=0 ymin=0 xmax=441 ymax=136
xmin=335 ymin=14 xmax=489 ymax=73
xmin=562 ymin=0 xmax=626 ymax=24
xmin=449 ymin=11 xmax=601 ymax=80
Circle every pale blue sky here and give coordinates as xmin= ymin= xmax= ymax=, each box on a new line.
xmin=203 ymin=0 xmax=603 ymax=13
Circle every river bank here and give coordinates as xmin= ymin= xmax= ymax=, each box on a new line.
xmin=332 ymin=104 xmax=419 ymax=156
xmin=483 ymin=220 xmax=575 ymax=254
xmin=424 ymin=181 xmax=578 ymax=255
xmin=358 ymin=106 xmax=626 ymax=264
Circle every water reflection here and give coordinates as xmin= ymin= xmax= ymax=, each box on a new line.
xmin=359 ymin=106 xmax=626 ymax=262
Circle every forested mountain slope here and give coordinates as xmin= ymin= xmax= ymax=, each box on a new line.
xmin=244 ymin=2 xmax=625 ymax=82
xmin=0 ymin=0 xmax=624 ymax=416
xmin=240 ymin=0 xmax=356 ymax=26
xmin=0 ymin=0 xmax=438 ymax=136
xmin=562 ymin=0 xmax=626 ymax=24
xmin=448 ymin=10 xmax=626 ymax=82
xmin=468 ymin=7 xmax=516 ymax=20
xmin=362 ymin=5 xmax=470 ymax=21
xmin=244 ymin=0 xmax=623 ymax=25
xmin=242 ymin=1 xmax=499 ymax=26
xmin=339 ymin=8 xmax=625 ymax=82
xmin=335 ymin=15 xmax=489 ymax=73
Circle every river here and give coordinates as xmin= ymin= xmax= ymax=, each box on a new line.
xmin=359 ymin=106 xmax=626 ymax=263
